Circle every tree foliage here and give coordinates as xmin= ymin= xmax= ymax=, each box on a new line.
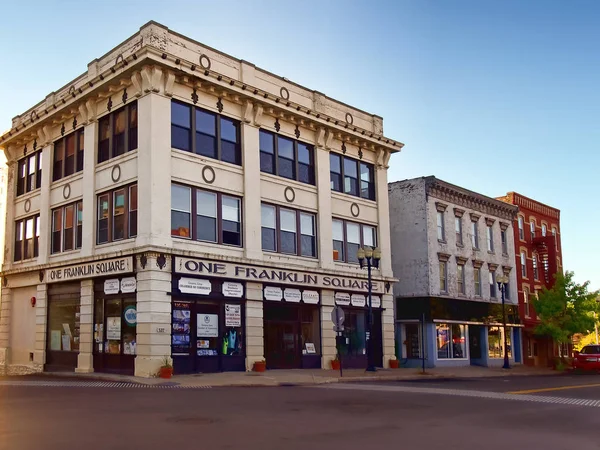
xmin=532 ymin=271 xmax=599 ymax=345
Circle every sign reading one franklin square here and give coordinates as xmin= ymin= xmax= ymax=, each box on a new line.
xmin=46 ymin=257 xmax=134 ymax=283
xmin=173 ymin=257 xmax=383 ymax=293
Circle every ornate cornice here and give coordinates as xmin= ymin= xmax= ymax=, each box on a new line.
xmin=456 ymin=256 xmax=468 ymax=265
xmin=437 ymin=252 xmax=451 ymax=262
xmin=472 ymin=259 xmax=484 ymax=268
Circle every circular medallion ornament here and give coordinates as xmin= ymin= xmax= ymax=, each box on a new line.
xmin=345 ymin=113 xmax=354 ymax=125
xmin=63 ymin=183 xmax=71 ymax=200
xmin=202 ymin=165 xmax=216 ymax=184
xmin=24 ymin=199 xmax=31 ymax=213
xmin=284 ymin=186 xmax=296 ymax=203
xmin=280 ymin=87 xmax=290 ymax=100
xmin=350 ymin=202 xmax=360 ymax=217
xmin=199 ymin=54 xmax=212 ymax=70
xmin=111 ymin=164 xmax=121 ymax=183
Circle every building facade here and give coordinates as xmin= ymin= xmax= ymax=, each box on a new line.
xmin=497 ymin=192 xmax=563 ymax=367
xmin=389 ymin=177 xmax=521 ymax=368
xmin=0 ymin=22 xmax=402 ymax=377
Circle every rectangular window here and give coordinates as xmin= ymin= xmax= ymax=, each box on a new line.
xmin=330 ymin=153 xmax=375 ymax=201
xmin=521 ymin=251 xmax=527 ymax=278
xmin=260 ymin=204 xmax=317 ymax=258
xmin=505 ymin=276 xmax=511 ymax=300
xmin=51 ymin=201 xmax=83 ymax=254
xmin=457 ymin=264 xmax=465 ymax=294
xmin=471 ymin=221 xmax=479 ymax=249
xmin=436 ymin=323 xmax=466 ymax=359
xmin=455 ymin=217 xmax=463 ymax=245
xmin=552 ymin=227 xmax=558 ymax=250
xmin=518 ymin=216 xmax=524 ymax=240
xmin=437 ymin=211 xmax=445 ymax=241
xmin=474 ymin=267 xmax=481 ymax=296
xmin=96 ymin=184 xmax=137 ymax=244
xmin=533 ymin=255 xmax=539 ymax=280
xmin=524 ymin=288 xmax=530 ymax=317
xmin=76 ymin=202 xmax=83 ymax=249
xmin=487 ymin=225 xmax=494 ymax=252
xmin=14 ymin=215 xmax=40 ymax=261
xmin=259 ymin=130 xmax=314 ymax=185
xmin=439 ymin=261 xmax=447 ymax=292
xmin=332 ymin=219 xmax=377 ymax=264
xmin=16 ymin=151 xmax=42 ymax=196
xmin=501 ymin=230 xmax=508 ymax=255
xmin=170 ymin=184 xmax=242 ymax=247
xmin=488 ymin=326 xmax=511 ymax=359
xmin=63 ymin=204 xmax=75 ymax=251
xmin=489 ymin=270 xmax=496 ymax=298
xmin=170 ymin=101 xmax=241 ymax=165
xmin=530 ymin=221 xmax=535 ymax=240
xmin=97 ymin=101 xmax=138 ymax=163
xmin=542 ymin=224 xmax=547 ymax=237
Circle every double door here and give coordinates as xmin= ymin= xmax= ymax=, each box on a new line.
xmin=264 ymin=320 xmax=300 ymax=369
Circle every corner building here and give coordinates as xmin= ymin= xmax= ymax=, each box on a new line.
xmin=0 ymin=22 xmax=402 ymax=377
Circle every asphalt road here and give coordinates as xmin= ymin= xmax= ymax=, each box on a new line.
xmin=1 ymin=374 xmax=600 ymax=450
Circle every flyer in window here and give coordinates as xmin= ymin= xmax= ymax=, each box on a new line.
xmin=106 ymin=317 xmax=121 ymax=340
xmin=50 ymin=330 xmax=61 ymax=351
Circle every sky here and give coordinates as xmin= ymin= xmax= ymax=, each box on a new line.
xmin=0 ymin=0 xmax=598 ymax=290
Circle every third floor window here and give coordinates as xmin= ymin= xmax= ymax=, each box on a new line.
xmin=52 ymin=201 xmax=83 ymax=253
xmin=97 ymin=184 xmax=138 ymax=244
xmin=259 ymin=130 xmax=314 ymax=185
xmin=98 ymin=101 xmax=138 ymax=164
xmin=330 ymin=153 xmax=375 ymax=201
xmin=53 ymin=129 xmax=84 ymax=181
xmin=261 ymin=204 xmax=317 ymax=258
xmin=332 ymin=219 xmax=377 ymax=264
xmin=16 ymin=151 xmax=42 ymax=196
xmin=14 ymin=214 xmax=40 ymax=262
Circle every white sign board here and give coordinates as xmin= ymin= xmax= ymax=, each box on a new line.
xmin=197 ymin=314 xmax=218 ymax=337
xmin=302 ymin=290 xmax=320 ymax=304
xmin=351 ymin=294 xmax=366 ymax=307
xmin=335 ymin=292 xmax=351 ymax=306
xmin=284 ymin=288 xmax=302 ymax=303
xmin=121 ymin=277 xmax=137 ymax=293
xmin=104 ymin=279 xmax=120 ymax=295
xmin=371 ymin=296 xmax=381 ymax=308
xmin=225 ymin=304 xmax=241 ymax=327
xmin=106 ymin=317 xmax=121 ymax=340
xmin=179 ymin=277 xmax=211 ymax=295
xmin=222 ymin=281 xmax=243 ymax=298
xmin=264 ymin=286 xmax=283 ymax=301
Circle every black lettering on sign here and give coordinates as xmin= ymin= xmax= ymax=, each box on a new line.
xmin=184 ymin=260 xmax=199 ymax=272
xmin=214 ymin=263 xmax=227 ymax=275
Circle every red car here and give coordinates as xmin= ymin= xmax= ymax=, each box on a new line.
xmin=573 ymin=345 xmax=600 ymax=371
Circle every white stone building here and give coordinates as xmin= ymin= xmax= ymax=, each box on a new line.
xmin=389 ymin=177 xmax=521 ymax=367
xmin=0 ymin=22 xmax=401 ymax=377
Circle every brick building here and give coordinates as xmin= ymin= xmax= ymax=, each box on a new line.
xmin=497 ymin=192 xmax=563 ymax=367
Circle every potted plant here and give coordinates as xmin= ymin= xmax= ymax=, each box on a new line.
xmin=331 ymin=357 xmax=341 ymax=371
xmin=389 ymin=356 xmax=400 ymax=369
xmin=253 ymin=360 xmax=267 ymax=372
xmin=159 ymin=355 xmax=173 ymax=379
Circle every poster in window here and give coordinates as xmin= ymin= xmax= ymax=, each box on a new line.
xmin=305 ymin=343 xmax=316 ymax=354
xmin=225 ymin=304 xmax=241 ymax=327
xmin=106 ymin=317 xmax=121 ymax=340
xmin=61 ymin=335 xmax=71 ymax=351
xmin=50 ymin=330 xmax=62 ymax=351
xmin=197 ymin=314 xmax=218 ymax=337
xmin=172 ymin=302 xmax=191 ymax=354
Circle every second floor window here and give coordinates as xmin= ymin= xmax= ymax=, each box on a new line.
xmin=489 ymin=270 xmax=496 ymax=298
xmin=457 ymin=264 xmax=465 ymax=294
xmin=171 ymin=184 xmax=241 ymax=246
xmin=330 ymin=153 xmax=375 ymax=200
xmin=471 ymin=221 xmax=479 ymax=249
xmin=97 ymin=184 xmax=137 ymax=244
xmin=52 ymin=201 xmax=83 ymax=253
xmin=98 ymin=101 xmax=138 ymax=164
xmin=17 ymin=151 xmax=42 ymax=196
xmin=524 ymin=288 xmax=530 ymax=317
xmin=261 ymin=204 xmax=317 ymax=258
xmin=501 ymin=229 xmax=508 ymax=254
xmin=332 ymin=219 xmax=377 ymax=264
xmin=474 ymin=267 xmax=482 ymax=296
xmin=14 ymin=214 xmax=40 ymax=261
xmin=171 ymin=101 xmax=241 ymax=165
xmin=437 ymin=211 xmax=445 ymax=241
xmin=487 ymin=225 xmax=494 ymax=252
xmin=455 ymin=217 xmax=463 ymax=245
xmin=439 ymin=261 xmax=447 ymax=292
xmin=53 ymin=130 xmax=84 ymax=181
xmin=533 ymin=254 xmax=539 ymax=280
xmin=259 ymin=130 xmax=314 ymax=185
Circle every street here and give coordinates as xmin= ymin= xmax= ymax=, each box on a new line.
xmin=1 ymin=374 xmax=600 ymax=450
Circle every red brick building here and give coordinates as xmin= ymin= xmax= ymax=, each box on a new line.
xmin=497 ymin=192 xmax=563 ymax=367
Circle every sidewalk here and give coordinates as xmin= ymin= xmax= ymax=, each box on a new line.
xmin=25 ymin=364 xmax=560 ymax=387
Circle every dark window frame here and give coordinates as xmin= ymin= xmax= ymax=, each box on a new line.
xmin=53 ymin=129 xmax=85 ymax=182
xmin=170 ymin=183 xmax=243 ymax=247
xmin=16 ymin=151 xmax=42 ymax=197
xmin=96 ymin=184 xmax=138 ymax=245
xmin=51 ymin=200 xmax=83 ymax=254
xmin=14 ymin=214 xmax=40 ymax=262
xmin=97 ymin=101 xmax=138 ymax=164
xmin=329 ymin=153 xmax=376 ymax=201
xmin=259 ymin=129 xmax=315 ymax=185
xmin=332 ymin=218 xmax=378 ymax=264
xmin=260 ymin=202 xmax=318 ymax=258
xmin=170 ymin=100 xmax=242 ymax=166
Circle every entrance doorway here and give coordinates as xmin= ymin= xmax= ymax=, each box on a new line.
xmin=264 ymin=321 xmax=299 ymax=369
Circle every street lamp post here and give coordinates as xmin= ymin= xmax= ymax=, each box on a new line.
xmin=357 ymin=246 xmax=381 ymax=372
xmin=496 ymin=275 xmax=511 ymax=369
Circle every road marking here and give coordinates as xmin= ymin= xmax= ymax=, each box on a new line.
xmin=0 ymin=380 xmax=211 ymax=389
xmin=317 ymin=383 xmax=600 ymax=408
xmin=507 ymin=383 xmax=600 ymax=395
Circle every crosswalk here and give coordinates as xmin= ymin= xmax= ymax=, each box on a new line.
xmin=0 ymin=380 xmax=211 ymax=389
xmin=318 ymin=383 xmax=600 ymax=408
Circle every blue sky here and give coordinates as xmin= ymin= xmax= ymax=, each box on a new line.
xmin=1 ymin=0 xmax=598 ymax=290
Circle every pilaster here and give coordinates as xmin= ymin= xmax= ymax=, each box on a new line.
xmin=245 ymin=282 xmax=264 ymax=370
xmin=381 ymin=293 xmax=395 ymax=368
xmin=315 ymin=146 xmax=334 ymax=270
xmin=37 ymin=144 xmax=52 ymax=263
xmin=33 ymin=284 xmax=47 ymax=368
xmin=376 ymin=165 xmax=393 ymax=277
xmin=81 ymin=121 xmax=97 ymax=257
xmin=241 ymin=123 xmax=263 ymax=261
xmin=3 ymin=162 xmax=16 ymax=269
xmin=76 ymin=280 xmax=94 ymax=373
xmin=320 ymin=289 xmax=335 ymax=369
xmin=0 ymin=287 xmax=12 ymax=374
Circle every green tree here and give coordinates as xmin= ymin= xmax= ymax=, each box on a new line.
xmin=532 ymin=271 xmax=599 ymax=357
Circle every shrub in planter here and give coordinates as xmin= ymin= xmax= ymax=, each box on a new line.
xmin=159 ymin=355 xmax=173 ymax=379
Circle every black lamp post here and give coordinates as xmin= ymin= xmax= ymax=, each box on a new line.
xmin=357 ymin=246 xmax=381 ymax=372
xmin=496 ymin=274 xmax=511 ymax=369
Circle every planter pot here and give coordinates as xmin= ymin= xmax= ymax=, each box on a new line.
xmin=159 ymin=367 xmax=173 ymax=379
xmin=253 ymin=361 xmax=266 ymax=372
xmin=389 ymin=359 xmax=400 ymax=369
xmin=331 ymin=360 xmax=341 ymax=371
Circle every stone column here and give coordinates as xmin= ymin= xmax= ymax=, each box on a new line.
xmin=81 ymin=121 xmax=97 ymax=257
xmin=381 ymin=293 xmax=395 ymax=368
xmin=320 ymin=290 xmax=336 ymax=369
xmin=76 ymin=280 xmax=94 ymax=373
xmin=241 ymin=123 xmax=262 ymax=261
xmin=33 ymin=284 xmax=47 ymax=369
xmin=0 ymin=287 xmax=12 ymax=375
xmin=135 ymin=253 xmax=172 ymax=377
xmin=315 ymin=146 xmax=334 ymax=270
xmin=37 ymin=144 xmax=52 ymax=263
xmin=375 ymin=165 xmax=393 ymax=278
xmin=245 ymin=282 xmax=264 ymax=371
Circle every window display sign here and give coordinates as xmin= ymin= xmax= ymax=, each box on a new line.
xmin=197 ymin=313 xmax=218 ymax=337
xmin=104 ymin=279 xmax=120 ymax=295
xmin=124 ymin=305 xmax=137 ymax=327
xmin=222 ymin=281 xmax=243 ymax=298
xmin=106 ymin=317 xmax=121 ymax=340
xmin=371 ymin=296 xmax=381 ymax=308
xmin=179 ymin=277 xmax=212 ymax=295
xmin=302 ymin=290 xmax=320 ymax=304
xmin=284 ymin=289 xmax=302 ymax=303
xmin=50 ymin=330 xmax=62 ymax=351
xmin=225 ymin=304 xmax=241 ymax=327
xmin=120 ymin=277 xmax=137 ymax=293
xmin=264 ymin=286 xmax=283 ymax=301
xmin=305 ymin=343 xmax=316 ymax=354
xmin=335 ymin=292 xmax=351 ymax=306
xmin=172 ymin=302 xmax=191 ymax=354
xmin=351 ymin=294 xmax=366 ymax=307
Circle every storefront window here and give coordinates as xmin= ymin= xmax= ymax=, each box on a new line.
xmin=94 ymin=296 xmax=137 ymax=356
xmin=223 ymin=304 xmax=243 ymax=356
xmin=436 ymin=323 xmax=466 ymax=359
xmin=300 ymin=307 xmax=320 ymax=355
xmin=172 ymin=301 xmax=192 ymax=354
xmin=340 ymin=310 xmax=366 ymax=357
xmin=488 ymin=326 xmax=511 ymax=359
xmin=405 ymin=323 xmax=421 ymax=359
xmin=47 ymin=299 xmax=80 ymax=352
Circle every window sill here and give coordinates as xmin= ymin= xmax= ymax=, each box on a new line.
xmin=52 ymin=172 xmax=84 ymax=187
xmin=438 ymin=239 xmax=447 ymax=244
xmin=96 ymin=238 xmax=136 ymax=249
xmin=95 ymin=150 xmax=138 ymax=172
xmin=172 ymin=148 xmax=243 ymax=173
xmin=331 ymin=190 xmax=376 ymax=204
xmin=260 ymin=171 xmax=317 ymax=192
xmin=262 ymin=250 xmax=318 ymax=261
xmin=15 ymin=189 xmax=41 ymax=202
xmin=456 ymin=243 xmax=464 ymax=248
xmin=50 ymin=249 xmax=82 ymax=258
xmin=12 ymin=257 xmax=38 ymax=265
xmin=487 ymin=251 xmax=495 ymax=255
xmin=172 ymin=236 xmax=243 ymax=249
xmin=472 ymin=247 xmax=480 ymax=251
